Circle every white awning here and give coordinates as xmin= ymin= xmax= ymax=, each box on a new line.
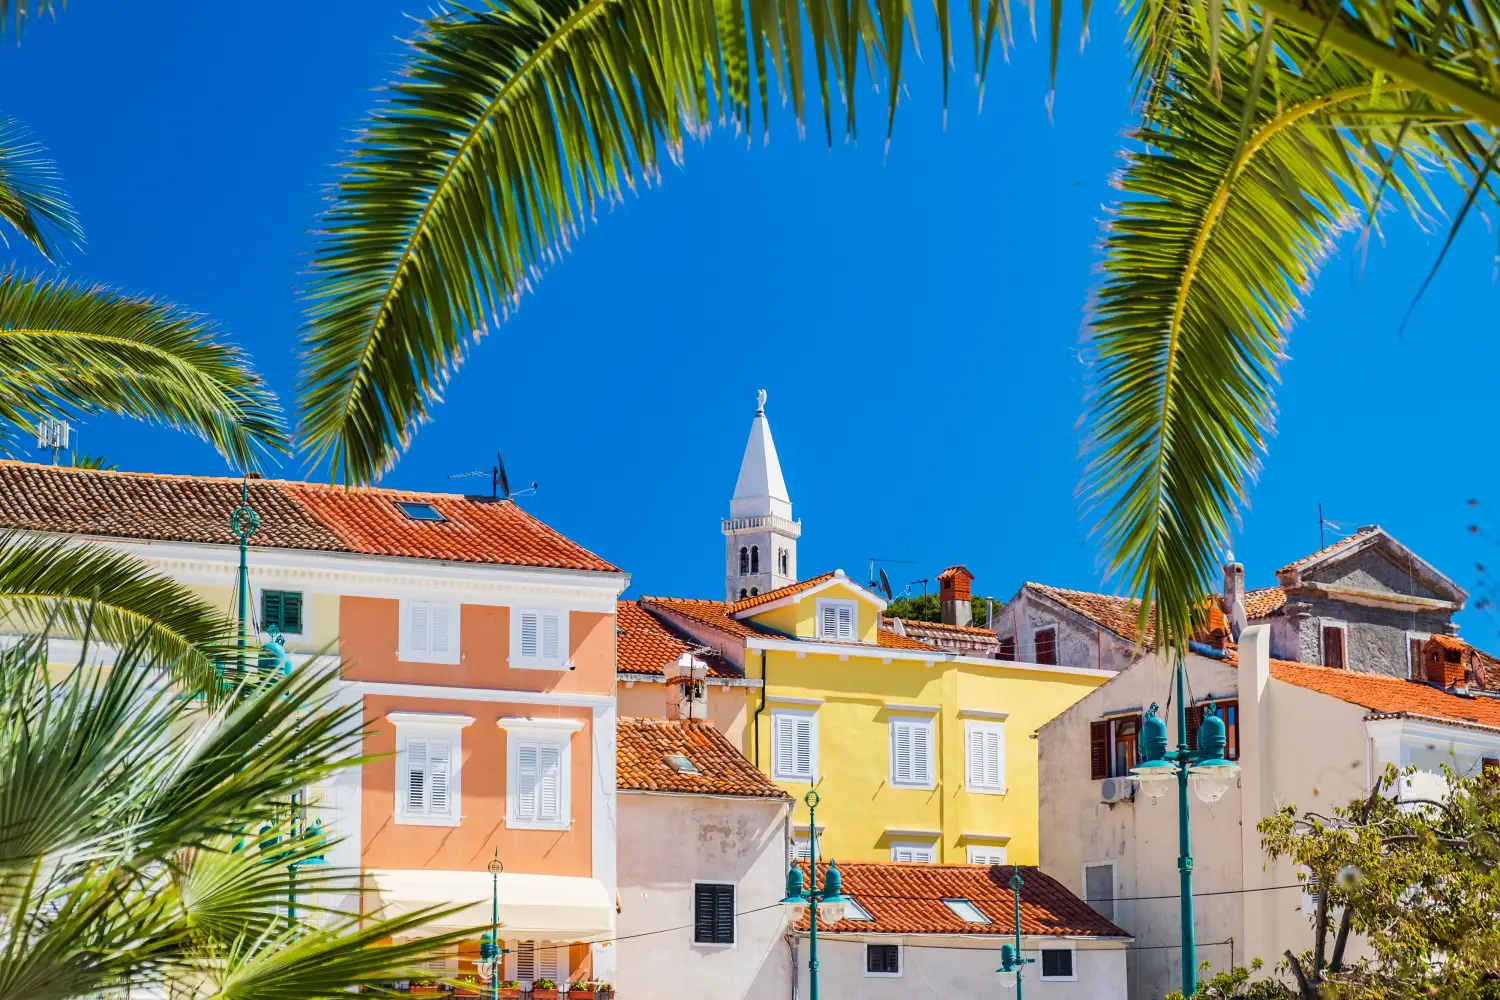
xmin=367 ymin=869 xmax=615 ymax=941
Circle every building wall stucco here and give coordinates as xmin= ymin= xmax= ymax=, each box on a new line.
xmin=614 ymin=680 xmax=750 ymax=751
xmin=616 ymin=792 xmax=791 ymax=999
xmin=992 ymin=591 xmax=1142 ymax=673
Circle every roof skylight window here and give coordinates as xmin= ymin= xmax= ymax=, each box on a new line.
xmin=842 ymin=898 xmax=874 ymax=921
xmin=395 ymin=501 xmax=445 ymax=522
xmin=666 ymin=754 xmax=700 ymax=774
xmin=941 ymin=898 xmax=990 ymax=923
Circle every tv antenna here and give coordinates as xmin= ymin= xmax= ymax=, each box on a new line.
xmin=448 ymin=452 xmax=537 ymax=501
xmin=36 ymin=418 xmax=70 ymax=465
xmin=868 ymin=557 xmax=915 ymax=600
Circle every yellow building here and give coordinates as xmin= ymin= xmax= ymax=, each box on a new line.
xmin=626 ymin=392 xmax=1114 ymax=865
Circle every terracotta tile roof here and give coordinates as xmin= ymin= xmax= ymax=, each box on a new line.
xmin=1027 ymin=583 xmax=1156 ymax=646
xmin=1278 ymin=526 xmax=1382 ymax=574
xmin=1430 ymin=633 xmax=1468 ymax=652
xmin=891 ymin=618 xmax=997 ymax=638
xmin=791 ymin=862 xmax=1127 ymax=938
xmin=727 ymin=571 xmax=837 ymax=613
xmin=1244 ymin=586 xmax=1286 ymax=618
xmin=1268 ymin=658 xmax=1500 ymax=732
xmin=615 ymin=602 xmax=741 ymax=679
xmin=0 ymin=461 xmax=618 ymax=572
xmin=937 ymin=565 xmax=972 ymax=581
xmin=641 ymin=596 xmax=763 ymax=639
xmin=616 ymin=718 xmax=790 ymax=799
xmin=877 ymin=628 xmax=943 ymax=651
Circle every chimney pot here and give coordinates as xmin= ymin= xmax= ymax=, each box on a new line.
xmin=1222 ymin=558 xmax=1247 ymax=640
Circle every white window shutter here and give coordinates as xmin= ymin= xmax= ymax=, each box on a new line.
xmin=795 ymin=717 xmax=813 ymax=779
xmin=541 ymin=612 xmax=560 ymax=661
xmin=772 ymin=716 xmax=792 ymax=776
xmin=406 ymin=739 xmax=429 ymax=814
xmin=516 ymin=743 xmax=540 ymax=821
xmin=893 ymin=722 xmax=914 ymax=783
xmin=537 ymin=744 xmax=562 ymax=821
xmin=966 ymin=726 xmax=985 ymax=787
xmin=837 ymin=604 xmax=854 ymax=638
xmin=430 ymin=603 xmax=451 ymax=655
xmin=515 ymin=942 xmax=535 ymax=983
xmin=409 ymin=602 xmax=430 ymax=653
xmin=520 ymin=611 xmax=540 ymax=659
xmin=541 ymin=945 xmax=564 ymax=983
xmin=987 ymin=726 xmax=1005 ymax=789
xmin=427 ymin=740 xmax=451 ymax=816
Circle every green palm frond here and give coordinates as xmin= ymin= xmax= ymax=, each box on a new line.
xmin=1082 ymin=19 xmax=1483 ymax=654
xmin=0 ymin=116 xmax=80 ymax=262
xmin=297 ymin=0 xmax=1006 ymax=483
xmin=0 ymin=273 xmax=288 ymax=470
xmin=0 ymin=532 xmax=234 ymax=692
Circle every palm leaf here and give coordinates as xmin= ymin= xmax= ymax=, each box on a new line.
xmin=0 ymin=273 xmax=288 ymax=470
xmin=0 ymin=532 xmax=235 ymax=692
xmin=1082 ymin=19 xmax=1476 ymax=654
xmin=0 ymin=116 xmax=80 ymax=263
xmin=297 ymin=0 xmax=1007 ymax=483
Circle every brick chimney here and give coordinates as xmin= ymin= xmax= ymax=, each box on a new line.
xmin=1222 ymin=552 xmax=1247 ymax=640
xmin=1423 ymin=634 xmax=1472 ymax=689
xmin=938 ymin=565 xmax=974 ymax=627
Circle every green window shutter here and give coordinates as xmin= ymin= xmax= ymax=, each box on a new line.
xmin=260 ymin=591 xmax=304 ymax=635
xmin=261 ymin=591 xmax=282 ymax=631
xmin=282 ymin=592 xmax=304 ymax=634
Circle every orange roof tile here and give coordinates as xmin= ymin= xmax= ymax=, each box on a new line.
xmin=937 ymin=565 xmax=973 ymax=581
xmin=616 ymin=718 xmax=790 ymax=799
xmin=877 ymin=628 xmax=943 ymax=651
xmin=791 ymin=862 xmax=1126 ymax=938
xmin=615 ymin=602 xmax=740 ymax=679
xmin=0 ymin=461 xmax=618 ymax=572
xmin=1244 ymin=586 xmax=1286 ymax=618
xmin=1268 ymin=658 xmax=1500 ymax=733
xmin=727 ymin=571 xmax=837 ymax=613
xmin=1278 ymin=526 xmax=1382 ymax=574
xmin=891 ymin=618 xmax=998 ymax=638
xmin=641 ymin=596 xmax=762 ymax=639
xmin=1028 ymin=583 xmax=1156 ymax=645
xmin=1430 ymin=633 xmax=1468 ymax=652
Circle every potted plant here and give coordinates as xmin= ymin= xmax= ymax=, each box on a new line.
xmin=532 ymin=978 xmax=560 ymax=999
xmin=497 ymin=980 xmax=521 ymax=1000
xmin=410 ymin=982 xmax=440 ymax=995
xmin=566 ymin=982 xmax=594 ymax=999
xmin=593 ymin=984 xmax=614 ymax=999
xmin=454 ymin=976 xmax=481 ymax=997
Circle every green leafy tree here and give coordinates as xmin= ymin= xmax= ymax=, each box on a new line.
xmin=1166 ymin=959 xmax=1295 ymax=999
xmin=294 ymin=0 xmax=1500 ymax=670
xmin=885 ymin=593 xmax=1001 ymax=626
xmin=1254 ymin=766 xmax=1500 ymax=998
xmin=0 ymin=624 xmax=468 ymax=1000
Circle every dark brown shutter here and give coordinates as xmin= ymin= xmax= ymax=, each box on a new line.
xmin=1185 ymin=705 xmax=1204 ymax=751
xmin=1323 ymin=627 xmax=1346 ymax=669
xmin=998 ymin=637 xmax=1016 ymax=661
xmin=1090 ymin=721 xmax=1109 ymax=780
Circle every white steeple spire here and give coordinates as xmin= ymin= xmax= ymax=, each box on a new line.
xmin=730 ymin=389 xmax=792 ymax=520
xmin=722 ymin=389 xmax=800 ymax=602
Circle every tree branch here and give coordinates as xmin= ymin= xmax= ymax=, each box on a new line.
xmin=1328 ymin=903 xmax=1354 ymax=974
xmin=1285 ymin=950 xmax=1315 ymax=999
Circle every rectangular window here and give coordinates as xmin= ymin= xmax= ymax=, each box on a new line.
xmin=1322 ymin=622 xmax=1347 ymax=669
xmin=889 ymin=717 xmax=935 ymax=788
xmin=399 ymin=599 xmax=460 ymax=664
xmin=1408 ymin=632 xmax=1431 ymax=679
xmin=1091 ymin=715 xmax=1143 ymax=779
xmin=890 ymin=842 xmax=936 ymax=863
xmin=1084 ymin=862 xmax=1116 ymax=921
xmin=389 ymin=713 xmax=470 ymax=827
xmin=510 ymin=941 xmax=564 ymax=989
xmin=693 ymin=882 xmax=735 ymax=945
xmin=998 ymin=636 xmax=1016 ymax=660
xmin=511 ymin=608 xmax=568 ymax=669
xmin=1033 ymin=626 xmax=1058 ymax=665
xmin=771 ymin=711 xmax=817 ymax=782
xmin=865 ymin=944 xmax=902 ymax=977
xmin=793 ymin=836 xmax=813 ymax=860
xmin=260 ymin=590 xmax=304 ymax=635
xmin=816 ymin=598 xmax=858 ymax=640
xmin=967 ymin=845 xmax=1008 ymax=865
xmin=1040 ymin=947 xmax=1075 ymax=981
xmin=507 ymin=739 xmax=569 ymax=829
xmin=1185 ymin=701 xmax=1240 ymax=760
xmin=965 ymin=721 xmax=1006 ymax=793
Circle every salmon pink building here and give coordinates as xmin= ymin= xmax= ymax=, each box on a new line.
xmin=0 ymin=462 xmax=629 ymax=990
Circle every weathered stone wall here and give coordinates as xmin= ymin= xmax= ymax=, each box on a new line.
xmin=993 ymin=591 xmax=1142 ymax=673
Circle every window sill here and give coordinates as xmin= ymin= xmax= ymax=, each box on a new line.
xmin=889 ymin=781 xmax=937 ymax=791
xmin=967 ymin=785 xmax=1008 ymax=796
xmin=773 ymin=773 xmax=816 ymax=784
xmin=395 ymin=813 xmax=462 ymax=827
xmin=691 ymin=941 xmax=737 ymax=951
xmin=507 ymin=657 xmax=573 ymax=671
xmin=1040 ymin=978 xmax=1079 ymax=984
xmin=397 ymin=651 xmax=462 ymax=666
xmin=864 ymin=973 xmax=904 ymax=980
xmin=505 ymin=817 xmax=572 ymax=832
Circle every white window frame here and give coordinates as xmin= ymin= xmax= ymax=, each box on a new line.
xmin=965 ymin=720 xmax=1007 ymax=794
xmin=771 ymin=709 xmax=818 ymax=783
xmin=889 ymin=716 xmax=936 ymax=790
xmin=1407 ymin=631 xmax=1432 ymax=679
xmin=509 ymin=607 xmax=571 ymax=670
xmin=793 ymin=836 xmax=813 ymax=860
xmin=690 ymin=879 xmax=737 ymax=949
xmin=253 ymin=585 xmax=310 ymax=638
xmin=498 ymin=717 xmax=582 ymax=831
xmin=890 ymin=842 xmax=936 ymax=863
xmin=398 ymin=599 xmax=461 ymax=665
xmin=863 ymin=942 xmax=903 ymax=979
xmin=815 ymin=598 xmax=859 ymax=640
xmin=1038 ymin=941 xmax=1078 ymax=982
xmin=1319 ymin=619 xmax=1348 ymax=669
xmin=1082 ymin=859 xmax=1118 ymax=922
xmin=505 ymin=940 xmax=566 ymax=989
xmin=389 ymin=712 xmax=473 ymax=827
xmin=967 ymin=844 xmax=1009 ymax=865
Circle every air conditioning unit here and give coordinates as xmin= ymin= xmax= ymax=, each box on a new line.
xmin=1100 ymin=776 xmax=1135 ymax=804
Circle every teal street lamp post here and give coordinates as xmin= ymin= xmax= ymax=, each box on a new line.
xmin=229 ymin=479 xmax=260 ymax=659
xmin=1130 ymin=660 xmax=1241 ymax=998
xmin=779 ymin=791 xmax=852 ymax=1000
xmin=995 ymin=865 xmax=1034 ymax=996
xmin=479 ymin=853 xmax=509 ymax=1000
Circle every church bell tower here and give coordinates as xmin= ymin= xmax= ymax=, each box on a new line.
xmin=722 ymin=390 xmax=800 ymax=602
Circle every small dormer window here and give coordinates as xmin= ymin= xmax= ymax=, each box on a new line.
xmin=395 ymin=501 xmax=445 ymax=522
xmin=666 ymin=754 xmax=700 ymax=774
xmin=816 ymin=598 xmax=858 ymax=640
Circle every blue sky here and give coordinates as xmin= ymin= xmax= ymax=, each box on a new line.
xmin=3 ymin=2 xmax=1497 ymax=648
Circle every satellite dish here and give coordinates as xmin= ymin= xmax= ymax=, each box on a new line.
xmin=496 ymin=452 xmax=511 ymax=500
xmin=878 ymin=567 xmax=893 ymax=601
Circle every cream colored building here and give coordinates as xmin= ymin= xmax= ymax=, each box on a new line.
xmin=1038 ymin=624 xmax=1500 ymax=999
